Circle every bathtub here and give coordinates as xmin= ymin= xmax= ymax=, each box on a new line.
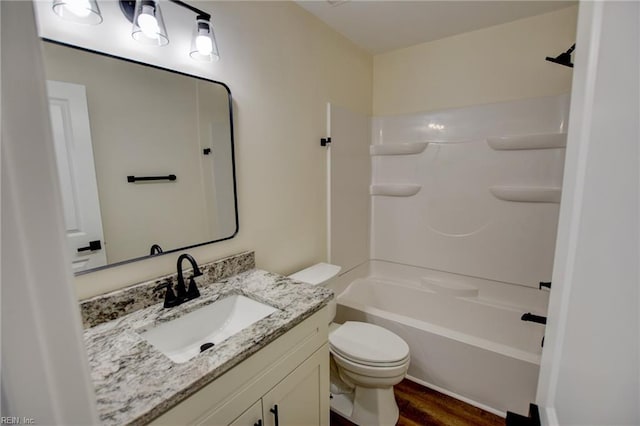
xmin=332 ymin=261 xmax=548 ymax=417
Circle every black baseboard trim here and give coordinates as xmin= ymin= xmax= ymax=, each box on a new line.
xmin=506 ymin=404 xmax=540 ymax=426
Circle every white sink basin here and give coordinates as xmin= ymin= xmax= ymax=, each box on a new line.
xmin=139 ymin=294 xmax=278 ymax=363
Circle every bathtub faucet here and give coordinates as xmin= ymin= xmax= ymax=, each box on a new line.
xmin=521 ymin=312 xmax=547 ymax=325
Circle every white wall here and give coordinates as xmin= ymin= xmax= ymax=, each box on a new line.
xmin=46 ymin=1 xmax=374 ymax=299
xmin=1 ymin=1 xmax=98 ymax=422
xmin=536 ymin=2 xmax=640 ymax=425
xmin=373 ymin=6 xmax=578 ymax=115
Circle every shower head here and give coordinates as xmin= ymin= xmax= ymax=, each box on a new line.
xmin=546 ymin=44 xmax=575 ymax=68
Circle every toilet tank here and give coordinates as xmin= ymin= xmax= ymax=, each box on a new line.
xmin=288 ymin=263 xmax=341 ymax=323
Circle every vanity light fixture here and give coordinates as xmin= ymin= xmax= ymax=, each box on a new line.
xmin=53 ymin=0 xmax=221 ymax=61
xmin=190 ymin=16 xmax=219 ymax=62
xmin=124 ymin=0 xmax=219 ymax=60
xmin=52 ymin=0 xmax=103 ymax=25
xmin=131 ymin=0 xmax=169 ymax=46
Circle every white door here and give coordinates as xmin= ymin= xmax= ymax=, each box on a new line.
xmin=47 ymin=80 xmax=107 ymax=272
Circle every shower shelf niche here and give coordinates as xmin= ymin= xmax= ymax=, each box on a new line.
xmin=370 ymin=184 xmax=421 ymax=197
xmin=487 ymin=133 xmax=567 ymax=150
xmin=370 ymin=142 xmax=429 ymax=156
xmin=490 ymin=186 xmax=561 ymax=203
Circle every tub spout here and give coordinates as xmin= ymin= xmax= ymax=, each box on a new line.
xmin=521 ymin=312 xmax=547 ymax=325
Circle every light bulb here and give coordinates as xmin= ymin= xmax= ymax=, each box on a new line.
xmin=137 ymin=4 xmax=159 ymax=39
xmin=64 ymin=0 xmax=91 ymax=17
xmin=196 ymin=33 xmax=213 ymax=55
xmin=190 ymin=18 xmax=218 ymax=61
xmin=52 ymin=0 xmax=102 ymax=25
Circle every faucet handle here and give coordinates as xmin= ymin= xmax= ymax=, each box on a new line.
xmin=155 ymin=281 xmax=180 ymax=308
xmin=186 ymin=276 xmax=201 ymax=300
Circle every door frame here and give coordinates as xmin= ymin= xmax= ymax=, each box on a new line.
xmin=535 ymin=1 xmax=639 ymax=424
xmin=1 ymin=1 xmax=99 ymax=423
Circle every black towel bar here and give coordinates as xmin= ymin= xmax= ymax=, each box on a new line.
xmin=127 ymin=174 xmax=176 ymax=183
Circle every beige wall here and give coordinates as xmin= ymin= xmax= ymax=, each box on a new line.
xmin=373 ymin=6 xmax=578 ymax=115
xmin=72 ymin=3 xmax=576 ymax=299
xmin=74 ymin=1 xmax=372 ymax=298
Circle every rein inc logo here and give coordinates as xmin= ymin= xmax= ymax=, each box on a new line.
xmin=0 ymin=418 xmax=35 ymax=425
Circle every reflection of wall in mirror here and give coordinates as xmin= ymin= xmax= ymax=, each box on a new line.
xmin=197 ymin=81 xmax=235 ymax=240
xmin=42 ymin=43 xmax=230 ymax=264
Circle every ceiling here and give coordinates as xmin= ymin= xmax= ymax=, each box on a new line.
xmin=296 ymin=1 xmax=576 ymax=54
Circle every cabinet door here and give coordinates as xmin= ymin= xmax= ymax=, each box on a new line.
xmin=229 ymin=400 xmax=263 ymax=426
xmin=262 ymin=345 xmax=329 ymax=426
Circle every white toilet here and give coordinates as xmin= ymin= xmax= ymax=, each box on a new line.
xmin=289 ymin=263 xmax=410 ymax=426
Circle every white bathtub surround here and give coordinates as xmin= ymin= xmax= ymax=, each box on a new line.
xmin=325 ymin=95 xmax=567 ymax=418
xmin=489 ymin=186 xmax=562 ymax=204
xmin=327 ymin=104 xmax=371 ymax=273
xmin=334 ymin=260 xmax=548 ymax=416
xmin=486 ymin=133 xmax=567 ymax=151
xmin=420 ymin=276 xmax=479 ymax=298
xmin=369 ymin=184 xmax=421 ymax=197
xmin=370 ymin=94 xmax=570 ymax=288
xmin=369 ymin=142 xmax=429 ymax=156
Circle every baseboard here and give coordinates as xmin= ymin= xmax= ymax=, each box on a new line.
xmin=405 ymin=374 xmax=506 ymax=418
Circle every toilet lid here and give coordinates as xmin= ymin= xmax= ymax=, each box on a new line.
xmin=330 ymin=345 xmax=410 ymax=367
xmin=329 ymin=322 xmax=409 ymax=365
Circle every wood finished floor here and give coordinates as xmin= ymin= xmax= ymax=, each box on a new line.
xmin=330 ymin=379 xmax=505 ymax=426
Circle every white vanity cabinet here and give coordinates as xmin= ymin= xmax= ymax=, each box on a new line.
xmin=150 ymin=307 xmax=329 ymax=426
xmin=227 ymin=400 xmax=262 ymax=426
xmin=226 ymin=346 xmax=328 ymax=426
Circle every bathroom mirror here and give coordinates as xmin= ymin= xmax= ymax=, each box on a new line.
xmin=41 ymin=40 xmax=238 ymax=274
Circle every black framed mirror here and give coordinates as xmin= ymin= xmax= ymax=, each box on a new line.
xmin=41 ymin=39 xmax=238 ymax=275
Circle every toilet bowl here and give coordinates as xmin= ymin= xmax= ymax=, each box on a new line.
xmin=289 ymin=264 xmax=410 ymax=426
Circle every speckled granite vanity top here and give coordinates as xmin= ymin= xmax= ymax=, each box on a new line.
xmin=81 ymin=252 xmax=333 ymax=425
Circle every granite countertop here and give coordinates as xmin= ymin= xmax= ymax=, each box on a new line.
xmin=84 ymin=269 xmax=333 ymax=426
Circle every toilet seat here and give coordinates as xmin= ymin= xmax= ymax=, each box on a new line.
xmin=329 ymin=321 xmax=410 ymax=367
xmin=330 ymin=346 xmax=410 ymax=368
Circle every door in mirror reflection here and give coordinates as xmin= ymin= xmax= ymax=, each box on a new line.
xmin=48 ymin=80 xmax=107 ymax=272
